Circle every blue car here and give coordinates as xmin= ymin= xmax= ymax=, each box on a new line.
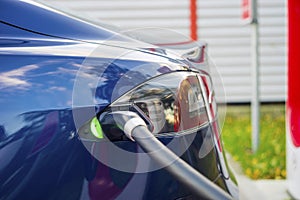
xmin=0 ymin=0 xmax=238 ymax=199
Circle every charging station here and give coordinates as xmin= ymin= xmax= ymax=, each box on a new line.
xmin=287 ymin=0 xmax=300 ymax=198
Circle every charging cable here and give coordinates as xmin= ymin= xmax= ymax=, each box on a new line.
xmin=101 ymin=111 xmax=233 ymax=200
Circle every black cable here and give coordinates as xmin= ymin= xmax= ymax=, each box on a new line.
xmin=131 ymin=125 xmax=232 ymax=200
xmin=103 ymin=111 xmax=233 ymax=200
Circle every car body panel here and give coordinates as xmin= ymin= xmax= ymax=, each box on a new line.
xmin=0 ymin=0 xmax=120 ymax=41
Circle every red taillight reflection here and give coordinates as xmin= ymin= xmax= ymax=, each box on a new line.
xmin=200 ymin=75 xmax=222 ymax=152
xmin=212 ymin=120 xmax=222 ymax=152
xmin=174 ymin=76 xmax=208 ymax=132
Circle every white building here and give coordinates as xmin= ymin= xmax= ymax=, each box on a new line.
xmin=43 ymin=0 xmax=286 ymax=103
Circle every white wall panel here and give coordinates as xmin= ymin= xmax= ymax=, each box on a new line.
xmin=198 ymin=0 xmax=286 ymax=102
xmin=42 ymin=0 xmax=286 ymax=103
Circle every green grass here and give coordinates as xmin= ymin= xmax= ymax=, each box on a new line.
xmin=221 ymin=104 xmax=286 ymax=180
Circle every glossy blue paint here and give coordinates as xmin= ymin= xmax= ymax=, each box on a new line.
xmin=0 ymin=40 xmax=189 ymax=200
xmin=0 ymin=0 xmax=238 ymax=199
xmin=0 ymin=23 xmax=193 ymax=200
xmin=0 ymin=0 xmax=122 ymax=41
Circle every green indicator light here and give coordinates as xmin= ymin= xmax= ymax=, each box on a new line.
xmin=90 ymin=117 xmax=103 ymax=139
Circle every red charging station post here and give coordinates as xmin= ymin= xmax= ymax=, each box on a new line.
xmin=287 ymin=0 xmax=300 ymax=198
xmin=190 ymin=0 xmax=198 ymax=41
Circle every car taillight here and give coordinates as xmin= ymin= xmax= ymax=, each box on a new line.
xmin=107 ymin=71 xmax=209 ymax=135
xmin=173 ymin=75 xmax=208 ymax=132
